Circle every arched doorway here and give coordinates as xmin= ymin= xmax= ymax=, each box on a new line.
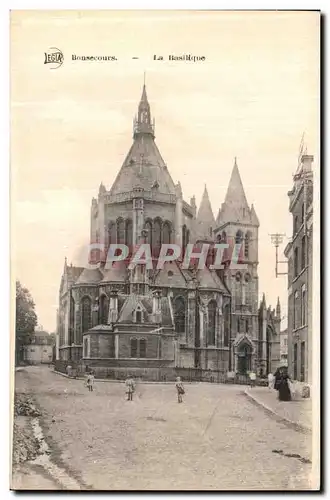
xmin=236 ymin=343 xmax=252 ymax=374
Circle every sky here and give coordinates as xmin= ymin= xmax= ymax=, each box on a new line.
xmin=11 ymin=10 xmax=319 ymax=332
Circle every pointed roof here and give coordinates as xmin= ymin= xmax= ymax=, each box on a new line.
xmin=196 ymin=185 xmax=216 ymax=240
xmin=109 ymin=84 xmax=176 ymax=197
xmin=217 ymin=158 xmax=259 ymax=226
xmin=224 ymin=158 xmax=249 ymax=208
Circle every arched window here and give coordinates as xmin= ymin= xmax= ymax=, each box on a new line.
xmin=130 ymin=338 xmax=138 ymax=358
xmin=139 ymin=339 xmax=146 ymax=358
xmin=145 ymin=219 xmax=153 ymax=247
xmin=235 ymin=230 xmax=243 ymax=244
xmin=126 ymin=219 xmax=133 ymax=250
xmin=153 ymin=218 xmax=162 ymax=257
xmin=207 ymin=300 xmax=217 ymax=346
xmin=245 ymin=319 xmax=249 ymax=333
xmin=301 ymin=235 xmax=306 ymax=269
xmin=83 ymin=337 xmax=88 ymax=358
xmin=301 ymin=203 xmax=305 ymax=226
xmin=182 ymin=225 xmax=187 ymax=250
xmin=136 ymin=309 xmax=142 ymax=323
xmin=108 ymin=222 xmax=116 ymax=245
xmin=117 ymin=218 xmax=125 ymax=244
xmin=174 ymin=297 xmax=185 ymax=334
xmin=186 ymin=229 xmax=190 ymax=245
xmin=237 ymin=317 xmax=240 ymax=333
xmin=244 ymin=232 xmax=251 ymax=259
xmin=163 ymin=222 xmax=171 ymax=245
xmin=81 ymin=296 xmax=92 ymax=333
xmin=99 ymin=294 xmax=109 ymax=325
xmin=295 ymin=249 xmax=300 ymax=276
xmin=294 ymin=216 xmax=299 ymax=235
xmin=224 ymin=304 xmax=230 ymax=347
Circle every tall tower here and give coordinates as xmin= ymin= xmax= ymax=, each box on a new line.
xmin=215 ymin=158 xmax=260 ymax=370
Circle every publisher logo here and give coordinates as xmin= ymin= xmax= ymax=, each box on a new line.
xmin=44 ymin=48 xmax=64 ymax=69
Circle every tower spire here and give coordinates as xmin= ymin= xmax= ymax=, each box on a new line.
xmin=133 ymin=78 xmax=155 ymax=138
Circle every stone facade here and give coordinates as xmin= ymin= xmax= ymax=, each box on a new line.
xmin=284 ymin=154 xmax=313 ymax=383
xmin=56 ymin=84 xmax=281 ymax=377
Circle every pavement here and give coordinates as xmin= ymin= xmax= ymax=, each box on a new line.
xmin=12 ymin=366 xmax=317 ymax=491
xmin=243 ymin=387 xmax=312 ymax=433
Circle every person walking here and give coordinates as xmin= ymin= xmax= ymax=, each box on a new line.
xmin=86 ymin=371 xmax=94 ymax=392
xmin=175 ymin=377 xmax=185 ymax=403
xmin=249 ymin=371 xmax=256 ymax=388
xmin=268 ymin=372 xmax=274 ymax=390
xmin=277 ymin=369 xmax=292 ymax=401
xmin=125 ymin=376 xmax=135 ymax=401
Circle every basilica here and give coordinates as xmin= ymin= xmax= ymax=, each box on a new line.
xmin=56 ymin=84 xmax=281 ymax=378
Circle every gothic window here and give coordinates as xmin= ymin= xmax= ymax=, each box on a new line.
xmin=126 ymin=219 xmax=133 ymax=249
xmin=294 ymin=216 xmax=299 ymax=235
xmin=301 ymin=236 xmax=306 ymax=270
xmin=182 ymin=225 xmax=187 ymax=251
xmin=207 ymin=300 xmax=217 ymax=346
xmin=158 ymin=338 xmax=162 ymax=358
xmin=145 ymin=219 xmax=153 ymax=247
xmin=294 ymin=247 xmax=299 ymax=277
xmin=139 ymin=339 xmax=147 ymax=358
xmin=245 ymin=319 xmax=249 ymax=333
xmin=117 ymin=218 xmax=125 ymax=244
xmin=153 ymin=218 xmax=162 ymax=256
xmin=301 ymin=203 xmax=305 ymax=226
xmin=235 ymin=230 xmax=243 ymax=244
xmin=174 ymin=297 xmax=185 ymax=334
xmin=244 ymin=273 xmax=251 ymax=282
xmin=222 ymin=231 xmax=227 ymax=243
xmin=135 ymin=309 xmax=142 ymax=323
xmin=237 ymin=317 xmax=240 ymax=333
xmin=83 ymin=337 xmax=88 ymax=358
xmin=81 ymin=296 xmax=92 ymax=333
xmin=108 ymin=222 xmax=116 ymax=245
xmin=69 ymin=295 xmax=75 ymax=343
xmin=186 ymin=229 xmax=190 ymax=245
xmin=130 ymin=338 xmax=138 ymax=358
xmin=99 ymin=294 xmax=109 ymax=325
xmin=235 ymin=272 xmax=242 ymax=282
xmin=244 ymin=232 xmax=251 ymax=259
xmin=223 ymin=304 xmax=230 ymax=347
xmin=163 ymin=222 xmax=171 ymax=245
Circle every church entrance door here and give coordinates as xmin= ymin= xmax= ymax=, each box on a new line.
xmin=237 ymin=344 xmax=252 ymax=374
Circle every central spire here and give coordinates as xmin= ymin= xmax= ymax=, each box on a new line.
xmin=133 ymin=80 xmax=155 ymax=138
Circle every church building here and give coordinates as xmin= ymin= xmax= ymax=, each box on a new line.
xmin=56 ymin=84 xmax=280 ymax=378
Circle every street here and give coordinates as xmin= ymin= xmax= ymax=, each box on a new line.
xmin=13 ymin=366 xmax=312 ymax=490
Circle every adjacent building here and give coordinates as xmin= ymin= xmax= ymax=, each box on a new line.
xmin=284 ymin=154 xmax=313 ymax=383
xmin=56 ymin=84 xmax=281 ymax=378
xmin=24 ymin=330 xmax=55 ymax=365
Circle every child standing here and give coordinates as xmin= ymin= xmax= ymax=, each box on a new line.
xmin=175 ymin=377 xmax=185 ymax=403
xmin=87 ymin=371 xmax=94 ymax=392
xmin=125 ymin=376 xmax=135 ymax=401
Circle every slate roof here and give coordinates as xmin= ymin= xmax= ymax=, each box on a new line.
xmin=109 ymin=85 xmax=176 ymax=196
xmin=75 ymin=267 xmax=103 ymax=285
xmin=101 ymin=261 xmax=127 ymax=282
xmin=196 ymin=185 xmax=216 ymax=240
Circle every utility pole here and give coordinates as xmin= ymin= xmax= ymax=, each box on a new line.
xmin=269 ymin=233 xmax=288 ymax=278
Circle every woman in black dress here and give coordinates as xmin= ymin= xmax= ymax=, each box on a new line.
xmin=278 ymin=370 xmax=292 ymax=401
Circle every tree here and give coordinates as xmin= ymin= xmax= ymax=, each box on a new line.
xmin=15 ymin=281 xmax=38 ymax=364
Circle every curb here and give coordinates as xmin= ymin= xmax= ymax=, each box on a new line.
xmin=243 ymin=389 xmax=312 ymax=434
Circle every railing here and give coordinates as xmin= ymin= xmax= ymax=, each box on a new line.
xmin=104 ymin=191 xmax=176 ymax=205
xmin=54 ymin=360 xmax=268 ymax=385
